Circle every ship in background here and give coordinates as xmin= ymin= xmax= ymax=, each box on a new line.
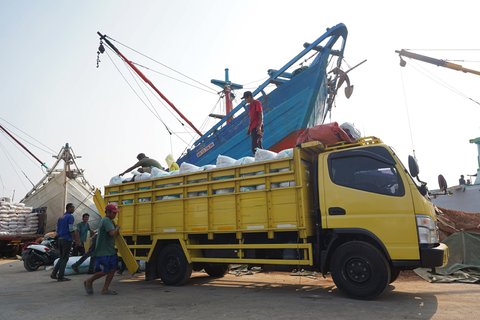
xmin=98 ymin=23 xmax=358 ymax=167
xmin=430 ymin=137 xmax=480 ymax=213
xmin=21 ymin=143 xmax=101 ymax=232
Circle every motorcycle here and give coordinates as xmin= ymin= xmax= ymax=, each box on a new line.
xmin=22 ymin=236 xmax=59 ymax=271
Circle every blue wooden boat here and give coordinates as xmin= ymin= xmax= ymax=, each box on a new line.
xmin=177 ymin=23 xmax=349 ymax=165
xmin=98 ymin=23 xmax=350 ymax=166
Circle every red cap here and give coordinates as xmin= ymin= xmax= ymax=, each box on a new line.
xmin=105 ymin=203 xmax=119 ymax=213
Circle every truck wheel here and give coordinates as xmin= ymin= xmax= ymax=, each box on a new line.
xmin=23 ymin=253 xmax=41 ymax=271
xmin=330 ymin=241 xmax=390 ymax=300
xmin=204 ymin=264 xmax=229 ymax=278
xmin=157 ymin=244 xmax=192 ymax=286
xmin=390 ymin=267 xmax=400 ymax=284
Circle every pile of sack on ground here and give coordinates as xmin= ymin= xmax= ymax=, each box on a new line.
xmin=0 ymin=199 xmax=37 ymax=236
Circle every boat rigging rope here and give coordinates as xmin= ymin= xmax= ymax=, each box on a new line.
xmin=105 ymin=51 xmax=191 ymax=148
xmin=179 ymin=96 xmax=223 ymax=157
xmin=106 ymin=35 xmax=218 ymax=94
xmin=133 ymin=62 xmax=218 ymax=96
xmin=0 ymin=117 xmax=56 ymax=155
xmin=0 ymin=139 xmax=29 ymax=192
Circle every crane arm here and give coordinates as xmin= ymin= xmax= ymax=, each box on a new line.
xmin=396 ymin=49 xmax=480 ymax=76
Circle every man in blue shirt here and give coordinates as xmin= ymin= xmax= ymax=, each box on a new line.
xmin=51 ymin=203 xmax=78 ymax=281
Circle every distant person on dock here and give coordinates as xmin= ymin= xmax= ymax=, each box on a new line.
xmin=84 ymin=204 xmax=120 ymax=295
xmin=459 ymin=175 xmax=466 ymax=185
xmin=50 ymin=203 xmax=78 ymax=282
xmin=73 ymin=213 xmax=92 ymax=256
xmin=119 ymin=153 xmax=163 ymax=176
xmin=242 ymin=91 xmax=264 ymax=154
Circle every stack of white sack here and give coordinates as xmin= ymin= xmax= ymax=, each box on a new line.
xmin=0 ymin=200 xmax=35 ymax=235
xmin=179 ymin=162 xmax=202 ymax=174
xmin=151 ymin=167 xmax=169 ymax=178
xmin=201 ymin=164 xmax=217 ymax=171
xmin=216 ymin=154 xmax=236 ymax=168
xmin=254 ymin=148 xmax=277 ymax=162
xmin=106 ymin=148 xmax=296 ymax=189
xmin=275 ymin=148 xmax=293 ymax=159
xmin=234 ymin=156 xmax=255 ymax=166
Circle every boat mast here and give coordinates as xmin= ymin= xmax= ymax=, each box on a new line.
xmin=211 ymin=68 xmax=243 ymax=123
xmin=97 ymin=32 xmax=202 ymax=136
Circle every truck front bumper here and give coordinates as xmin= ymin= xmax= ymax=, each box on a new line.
xmin=420 ymin=243 xmax=448 ymax=268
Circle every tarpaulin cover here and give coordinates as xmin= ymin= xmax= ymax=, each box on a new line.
xmin=415 ymin=231 xmax=480 ymax=283
xmin=296 ymin=122 xmax=353 ymax=146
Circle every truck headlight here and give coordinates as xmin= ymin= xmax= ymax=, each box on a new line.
xmin=416 ymin=215 xmax=440 ymax=244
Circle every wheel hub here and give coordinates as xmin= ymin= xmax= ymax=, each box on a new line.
xmin=165 ymin=255 xmax=180 ymax=274
xmin=345 ymin=258 xmax=371 ymax=284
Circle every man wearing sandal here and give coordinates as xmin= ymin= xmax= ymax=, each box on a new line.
xmin=84 ymin=204 xmax=120 ymax=295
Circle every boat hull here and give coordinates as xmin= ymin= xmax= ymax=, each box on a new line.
xmin=178 ymin=61 xmax=328 ymax=166
xmin=22 ymin=171 xmax=101 ymax=232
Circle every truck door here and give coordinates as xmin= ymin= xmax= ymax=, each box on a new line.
xmin=319 ymin=146 xmax=420 ymax=260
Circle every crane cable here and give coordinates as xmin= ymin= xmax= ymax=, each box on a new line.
xmin=408 ymin=60 xmax=480 ymax=106
xmin=399 ymin=69 xmax=417 ymax=159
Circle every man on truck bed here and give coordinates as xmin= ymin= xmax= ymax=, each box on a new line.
xmin=119 ymin=153 xmax=163 ymax=176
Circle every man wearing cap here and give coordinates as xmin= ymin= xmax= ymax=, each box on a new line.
xmin=242 ymin=91 xmax=264 ymax=154
xmin=84 ymin=204 xmax=120 ymax=295
xmin=119 ymin=153 xmax=163 ymax=176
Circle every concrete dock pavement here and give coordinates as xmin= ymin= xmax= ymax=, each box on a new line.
xmin=0 ymin=259 xmax=479 ymax=320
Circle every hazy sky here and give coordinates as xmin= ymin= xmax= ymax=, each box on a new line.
xmin=1 ymin=0 xmax=479 ymax=200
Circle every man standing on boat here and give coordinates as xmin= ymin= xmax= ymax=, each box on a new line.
xmin=119 ymin=153 xmax=163 ymax=176
xmin=242 ymin=91 xmax=264 ymax=154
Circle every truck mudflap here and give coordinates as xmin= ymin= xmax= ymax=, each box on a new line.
xmin=420 ymin=243 xmax=448 ymax=268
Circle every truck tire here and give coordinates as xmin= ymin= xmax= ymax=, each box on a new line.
xmin=330 ymin=241 xmax=390 ymax=300
xmin=389 ymin=267 xmax=400 ymax=284
xmin=23 ymin=252 xmax=41 ymax=271
xmin=204 ymin=264 xmax=229 ymax=278
xmin=157 ymin=244 xmax=192 ymax=286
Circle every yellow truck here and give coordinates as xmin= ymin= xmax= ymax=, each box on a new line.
xmin=102 ymin=137 xmax=448 ymax=299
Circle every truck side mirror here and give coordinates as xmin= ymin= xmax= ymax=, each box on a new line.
xmin=408 ymin=155 xmax=419 ymax=178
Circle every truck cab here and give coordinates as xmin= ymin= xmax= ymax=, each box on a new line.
xmin=313 ymin=138 xmax=447 ymax=298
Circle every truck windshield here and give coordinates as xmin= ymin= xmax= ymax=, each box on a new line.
xmin=329 ymin=147 xmax=405 ymax=196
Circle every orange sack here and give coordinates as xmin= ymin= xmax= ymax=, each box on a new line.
xmin=296 ymin=122 xmax=354 ymax=146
